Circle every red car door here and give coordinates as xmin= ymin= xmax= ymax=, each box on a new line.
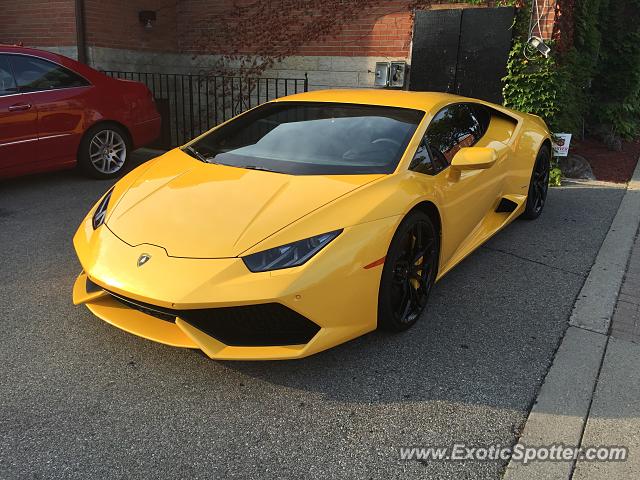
xmin=0 ymin=54 xmax=38 ymax=173
xmin=9 ymin=54 xmax=91 ymax=170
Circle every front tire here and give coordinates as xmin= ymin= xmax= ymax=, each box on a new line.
xmin=78 ymin=124 xmax=129 ymax=179
xmin=521 ymin=146 xmax=551 ymax=220
xmin=378 ymin=211 xmax=439 ymax=332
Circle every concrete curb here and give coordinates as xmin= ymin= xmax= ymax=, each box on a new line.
xmin=562 ymin=178 xmax=627 ymax=189
xmin=569 ymin=162 xmax=640 ymax=334
xmin=503 ymin=328 xmax=607 ymax=480
xmin=503 ymin=158 xmax=640 ymax=480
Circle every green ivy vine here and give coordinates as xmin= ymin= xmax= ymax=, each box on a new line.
xmin=503 ymin=38 xmax=563 ymax=130
xmin=549 ymin=159 xmax=562 ymax=186
xmin=503 ymin=0 xmax=640 ymax=145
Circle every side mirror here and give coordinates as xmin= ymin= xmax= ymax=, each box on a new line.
xmin=450 ymin=147 xmax=497 ymax=170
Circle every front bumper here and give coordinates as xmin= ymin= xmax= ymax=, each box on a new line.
xmin=73 ymin=216 xmax=399 ymax=360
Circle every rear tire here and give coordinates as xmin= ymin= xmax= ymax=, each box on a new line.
xmin=378 ymin=211 xmax=439 ymax=332
xmin=78 ymin=124 xmax=130 ymax=179
xmin=521 ymin=146 xmax=551 ymax=220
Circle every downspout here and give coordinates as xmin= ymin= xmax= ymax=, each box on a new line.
xmin=75 ymin=0 xmax=87 ymax=64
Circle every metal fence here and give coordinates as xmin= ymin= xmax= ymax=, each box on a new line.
xmin=103 ymin=70 xmax=309 ymax=149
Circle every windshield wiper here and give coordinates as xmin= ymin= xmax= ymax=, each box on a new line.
xmin=183 ymin=145 xmax=209 ymax=163
xmin=240 ymin=164 xmax=279 ymax=173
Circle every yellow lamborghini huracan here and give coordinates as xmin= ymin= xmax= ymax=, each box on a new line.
xmin=73 ymin=89 xmax=551 ymax=360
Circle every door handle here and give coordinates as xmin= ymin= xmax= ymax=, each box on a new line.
xmin=8 ymin=103 xmax=32 ymax=112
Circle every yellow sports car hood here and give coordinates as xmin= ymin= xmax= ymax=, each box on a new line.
xmin=106 ymin=150 xmax=383 ymax=258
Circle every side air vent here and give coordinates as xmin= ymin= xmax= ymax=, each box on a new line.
xmin=86 ymin=277 xmax=103 ymax=293
xmin=495 ymin=198 xmax=518 ymax=213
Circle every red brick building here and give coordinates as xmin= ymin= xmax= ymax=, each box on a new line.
xmin=0 ymin=0 xmax=558 ymax=89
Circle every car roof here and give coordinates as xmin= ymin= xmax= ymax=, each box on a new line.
xmin=0 ymin=44 xmax=61 ymax=59
xmin=275 ymin=89 xmax=471 ymax=112
xmin=0 ymin=45 xmax=107 ymax=84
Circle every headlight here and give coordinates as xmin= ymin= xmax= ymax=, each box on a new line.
xmin=242 ymin=230 xmax=342 ymax=272
xmin=92 ymin=187 xmax=114 ymax=230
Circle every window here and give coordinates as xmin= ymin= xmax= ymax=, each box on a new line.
xmin=410 ymin=103 xmax=487 ymax=175
xmin=0 ymin=55 xmax=17 ymax=96
xmin=9 ymin=55 xmax=89 ymax=93
xmin=187 ymin=102 xmax=424 ymax=175
xmin=468 ymin=103 xmax=491 ymax=138
xmin=409 ymin=141 xmax=435 ymax=175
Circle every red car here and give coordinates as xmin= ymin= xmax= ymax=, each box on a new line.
xmin=0 ymin=45 xmax=161 ymax=179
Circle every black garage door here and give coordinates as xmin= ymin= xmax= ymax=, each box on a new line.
xmin=409 ymin=7 xmax=515 ymax=103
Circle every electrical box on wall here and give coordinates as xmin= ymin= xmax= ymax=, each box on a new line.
xmin=389 ymin=62 xmax=406 ymax=88
xmin=374 ymin=61 xmax=408 ymax=88
xmin=374 ymin=62 xmax=390 ymax=87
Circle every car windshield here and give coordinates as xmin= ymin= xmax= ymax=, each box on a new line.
xmin=185 ymin=102 xmax=424 ymax=175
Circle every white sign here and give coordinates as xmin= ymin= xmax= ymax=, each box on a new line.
xmin=552 ymin=133 xmax=572 ymax=157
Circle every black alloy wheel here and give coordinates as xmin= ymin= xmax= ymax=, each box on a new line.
xmin=522 ymin=147 xmax=551 ymax=220
xmin=378 ymin=211 xmax=439 ymax=331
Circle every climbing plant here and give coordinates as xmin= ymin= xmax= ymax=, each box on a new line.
xmin=502 ymin=1 xmax=565 ymax=130
xmin=503 ymin=0 xmax=640 ymax=140
xmin=589 ymin=0 xmax=640 ymax=139
xmin=503 ymin=38 xmax=563 ymax=129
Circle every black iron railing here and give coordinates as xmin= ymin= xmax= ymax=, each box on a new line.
xmin=103 ymin=70 xmax=309 ymax=149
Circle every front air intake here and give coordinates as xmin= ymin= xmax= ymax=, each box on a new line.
xmin=108 ymin=291 xmax=178 ymax=322
xmin=104 ymin=290 xmax=320 ymax=346
xmin=180 ymin=303 xmax=320 ymax=347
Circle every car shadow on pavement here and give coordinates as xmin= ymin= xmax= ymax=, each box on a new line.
xmin=218 ymin=250 xmax=571 ymax=409
xmin=208 ymin=184 xmax=623 ymax=413
xmin=0 ymin=148 xmax=160 ymax=191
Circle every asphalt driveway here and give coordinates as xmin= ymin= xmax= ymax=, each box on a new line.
xmin=0 ymin=151 xmax=626 ymax=479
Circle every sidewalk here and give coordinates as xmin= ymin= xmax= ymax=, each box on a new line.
xmin=609 ymin=240 xmax=640 ymax=343
xmin=572 ymin=232 xmax=640 ymax=479
xmin=504 ymin=160 xmax=640 ymax=480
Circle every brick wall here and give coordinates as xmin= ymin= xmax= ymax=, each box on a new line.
xmin=531 ymin=0 xmax=557 ymax=40
xmin=84 ymin=0 xmax=178 ymax=52
xmin=1 ymin=0 xmax=558 ymax=88
xmin=174 ymin=1 xmax=558 ymax=58
xmin=297 ymin=2 xmax=413 ymax=57
xmin=176 ymin=0 xmax=415 ymax=58
xmin=2 ymin=1 xmax=558 ymax=57
xmin=0 ymin=0 xmax=76 ymax=47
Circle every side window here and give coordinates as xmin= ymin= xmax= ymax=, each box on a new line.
xmin=409 ymin=140 xmax=435 ymax=175
xmin=0 ymin=55 xmax=18 ymax=96
xmin=410 ymin=103 xmax=482 ymax=176
xmin=9 ymin=55 xmax=89 ymax=93
xmin=468 ymin=103 xmax=491 ymax=139
xmin=426 ymin=103 xmax=481 ymax=165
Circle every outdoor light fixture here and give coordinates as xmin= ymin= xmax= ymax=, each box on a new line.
xmin=527 ymin=36 xmax=551 ymax=58
xmin=139 ymin=10 xmax=156 ymax=30
xmin=524 ymin=0 xmax=552 ymax=59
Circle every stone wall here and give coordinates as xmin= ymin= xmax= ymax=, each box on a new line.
xmin=83 ymin=47 xmax=406 ymax=90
